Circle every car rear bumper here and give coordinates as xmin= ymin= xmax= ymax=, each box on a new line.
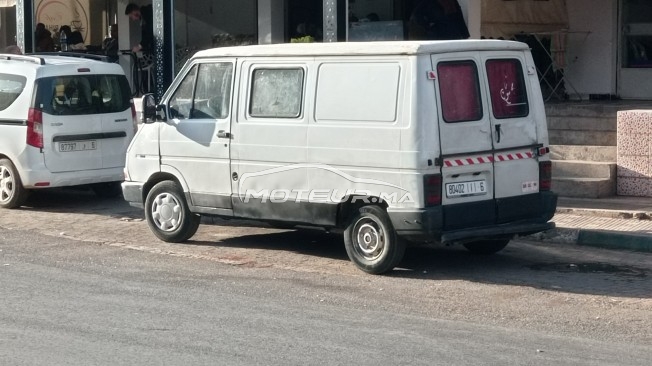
xmin=20 ymin=166 xmax=125 ymax=188
xmin=388 ymin=191 xmax=557 ymax=243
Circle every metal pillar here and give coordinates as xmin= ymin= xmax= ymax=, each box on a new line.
xmin=323 ymin=0 xmax=337 ymax=42
xmin=152 ymin=0 xmax=174 ymax=101
xmin=15 ymin=0 xmax=33 ymax=53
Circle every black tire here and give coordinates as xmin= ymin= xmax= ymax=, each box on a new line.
xmin=343 ymin=205 xmax=406 ymax=274
xmin=144 ymin=181 xmax=200 ymax=242
xmin=463 ymin=239 xmax=510 ymax=255
xmin=0 ymin=158 xmax=28 ymax=209
xmin=92 ymin=182 xmax=123 ymax=198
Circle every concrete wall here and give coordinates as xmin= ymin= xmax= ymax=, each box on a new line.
xmin=561 ymin=0 xmax=617 ymax=97
xmin=617 ymin=110 xmax=652 ymax=196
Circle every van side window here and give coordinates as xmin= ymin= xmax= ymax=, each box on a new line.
xmin=486 ymin=59 xmax=529 ymax=119
xmin=191 ymin=63 xmax=233 ymax=119
xmin=437 ymin=61 xmax=482 ymax=123
xmin=0 ymin=73 xmax=26 ymax=111
xmin=169 ymin=65 xmax=198 ymax=120
xmin=249 ymin=68 xmax=304 ymax=118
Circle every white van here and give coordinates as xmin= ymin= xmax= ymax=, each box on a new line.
xmin=123 ymin=40 xmax=557 ymax=274
xmin=0 ymin=54 xmax=137 ymax=208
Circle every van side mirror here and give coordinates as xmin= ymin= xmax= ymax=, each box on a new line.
xmin=142 ymin=93 xmax=166 ymax=123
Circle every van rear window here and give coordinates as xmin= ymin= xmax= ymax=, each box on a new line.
xmin=0 ymin=73 xmax=26 ymax=111
xmin=437 ymin=61 xmax=482 ymax=123
xmin=35 ymin=75 xmax=131 ymax=116
xmin=486 ymin=59 xmax=529 ymax=119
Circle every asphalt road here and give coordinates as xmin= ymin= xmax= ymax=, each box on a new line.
xmin=0 ymin=188 xmax=651 ymax=365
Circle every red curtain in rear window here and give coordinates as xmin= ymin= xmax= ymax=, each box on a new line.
xmin=437 ymin=62 xmax=482 ymax=123
xmin=486 ymin=59 xmax=529 ymax=119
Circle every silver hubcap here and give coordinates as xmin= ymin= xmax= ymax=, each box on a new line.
xmin=151 ymin=192 xmax=183 ymax=232
xmin=0 ymin=166 xmax=15 ymax=203
xmin=353 ymin=218 xmax=385 ymax=261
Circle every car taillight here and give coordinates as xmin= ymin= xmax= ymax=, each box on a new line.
xmin=539 ymin=161 xmax=552 ymax=191
xmin=26 ymin=108 xmax=44 ymax=149
xmin=424 ymin=174 xmax=442 ymax=206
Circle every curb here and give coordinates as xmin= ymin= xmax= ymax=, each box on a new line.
xmin=577 ymin=230 xmax=652 ymax=252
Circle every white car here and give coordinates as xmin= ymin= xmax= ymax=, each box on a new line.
xmin=0 ymin=53 xmax=137 ymax=209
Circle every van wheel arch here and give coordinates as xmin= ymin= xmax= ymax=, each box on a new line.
xmin=143 ymin=173 xmax=185 ymax=205
xmin=337 ymin=195 xmax=387 ymax=228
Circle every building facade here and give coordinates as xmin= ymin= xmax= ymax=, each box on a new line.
xmin=3 ymin=0 xmax=651 ymax=101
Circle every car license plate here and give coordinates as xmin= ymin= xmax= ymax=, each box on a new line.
xmin=445 ymin=180 xmax=487 ymax=198
xmin=59 ymin=140 xmax=97 ymax=152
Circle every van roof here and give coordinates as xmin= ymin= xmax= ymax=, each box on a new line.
xmin=193 ymin=40 xmax=529 ymax=59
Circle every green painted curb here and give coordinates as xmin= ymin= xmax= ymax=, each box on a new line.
xmin=577 ymin=230 xmax=652 ymax=252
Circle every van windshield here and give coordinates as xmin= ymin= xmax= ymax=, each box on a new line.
xmin=35 ymin=75 xmax=131 ymax=116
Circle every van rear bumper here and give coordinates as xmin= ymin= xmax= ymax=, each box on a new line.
xmin=389 ymin=191 xmax=557 ymax=243
xmin=122 ymin=181 xmax=144 ymax=208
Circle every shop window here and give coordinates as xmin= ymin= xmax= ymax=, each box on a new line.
xmin=486 ymin=59 xmax=529 ymax=119
xmin=249 ymin=69 xmax=304 ymax=118
xmin=437 ymin=61 xmax=482 ymax=123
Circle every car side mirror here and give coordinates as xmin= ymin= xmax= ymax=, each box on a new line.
xmin=142 ymin=93 xmax=166 ymax=123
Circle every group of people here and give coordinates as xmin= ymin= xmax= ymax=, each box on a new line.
xmin=35 ymin=23 xmax=86 ymax=52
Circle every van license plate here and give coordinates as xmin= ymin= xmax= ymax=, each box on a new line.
xmin=446 ymin=180 xmax=487 ymax=198
xmin=59 ymin=140 xmax=97 ymax=152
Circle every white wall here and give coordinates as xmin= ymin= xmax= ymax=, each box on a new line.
xmin=564 ymin=0 xmax=617 ymax=96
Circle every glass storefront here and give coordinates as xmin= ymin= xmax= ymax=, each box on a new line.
xmin=173 ymin=0 xmax=257 ymax=74
xmin=622 ymin=0 xmax=652 ymax=68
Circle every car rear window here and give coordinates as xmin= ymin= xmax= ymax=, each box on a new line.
xmin=437 ymin=61 xmax=483 ymax=123
xmin=486 ymin=59 xmax=529 ymax=119
xmin=35 ymin=75 xmax=131 ymax=116
xmin=0 ymin=73 xmax=27 ymax=111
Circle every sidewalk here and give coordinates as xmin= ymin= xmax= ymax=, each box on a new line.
xmin=530 ymin=196 xmax=652 ymax=252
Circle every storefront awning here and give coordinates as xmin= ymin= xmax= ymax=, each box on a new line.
xmin=0 ymin=0 xmax=16 ymax=7
xmin=481 ymin=0 xmax=569 ymax=39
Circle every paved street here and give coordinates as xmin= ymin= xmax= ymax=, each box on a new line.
xmin=1 ymin=188 xmax=651 ymax=365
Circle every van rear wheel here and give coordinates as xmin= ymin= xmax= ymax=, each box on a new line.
xmin=0 ymin=158 xmax=28 ymax=209
xmin=145 ymin=181 xmax=200 ymax=242
xmin=463 ymin=239 xmax=510 ymax=255
xmin=344 ymin=205 xmax=406 ymax=274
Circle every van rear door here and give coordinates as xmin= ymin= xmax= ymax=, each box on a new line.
xmin=431 ymin=53 xmax=496 ymax=230
xmin=36 ymin=74 xmax=132 ymax=173
xmin=482 ymin=54 xmax=542 ymax=223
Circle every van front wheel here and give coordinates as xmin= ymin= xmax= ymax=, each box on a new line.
xmin=145 ymin=181 xmax=200 ymax=242
xmin=344 ymin=205 xmax=406 ymax=274
xmin=0 ymin=158 xmax=28 ymax=209
xmin=463 ymin=239 xmax=510 ymax=255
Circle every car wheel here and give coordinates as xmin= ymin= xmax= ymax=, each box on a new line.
xmin=343 ymin=205 xmax=406 ymax=274
xmin=463 ymin=239 xmax=510 ymax=255
xmin=0 ymin=158 xmax=28 ymax=209
xmin=92 ymin=182 xmax=123 ymax=198
xmin=144 ymin=181 xmax=200 ymax=242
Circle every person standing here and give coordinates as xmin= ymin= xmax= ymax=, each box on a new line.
xmin=35 ymin=23 xmax=55 ymax=52
xmin=125 ymin=3 xmax=154 ymax=54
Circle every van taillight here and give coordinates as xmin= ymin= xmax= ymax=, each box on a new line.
xmin=424 ymin=174 xmax=442 ymax=206
xmin=27 ymin=108 xmax=44 ymax=149
xmin=539 ymin=161 xmax=552 ymax=191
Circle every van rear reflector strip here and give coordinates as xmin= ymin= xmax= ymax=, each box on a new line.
xmin=444 ymin=151 xmax=534 ymax=167
xmin=495 ymin=151 xmax=534 ymax=161
xmin=444 ymin=155 xmax=494 ymax=167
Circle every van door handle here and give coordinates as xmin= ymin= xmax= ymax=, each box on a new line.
xmin=217 ymin=130 xmax=231 ymax=139
xmin=495 ymin=124 xmax=502 ymax=143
